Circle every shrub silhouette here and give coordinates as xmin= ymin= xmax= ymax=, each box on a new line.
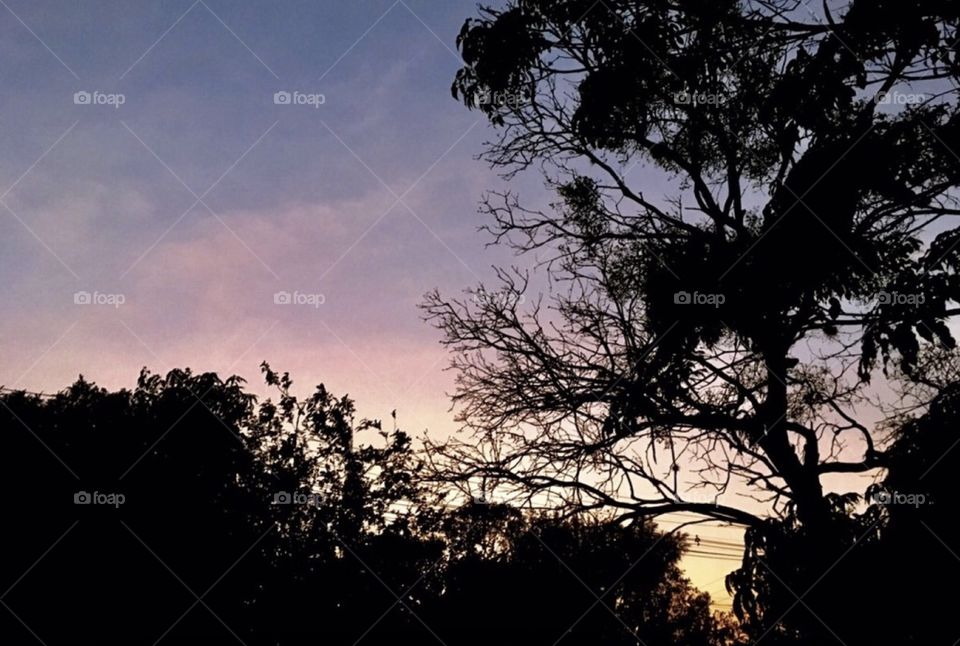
xmin=0 ymin=366 xmax=736 ymax=645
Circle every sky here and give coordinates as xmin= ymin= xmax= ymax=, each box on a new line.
xmin=0 ymin=0 xmax=812 ymax=609
xmin=0 ymin=0 xmax=551 ymax=438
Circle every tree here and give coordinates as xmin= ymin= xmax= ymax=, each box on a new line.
xmin=0 ymin=368 xmax=736 ymax=644
xmin=429 ymin=503 xmax=743 ymax=645
xmin=727 ymin=350 xmax=960 ymax=643
xmin=0 ymin=369 xmax=274 ymax=644
xmin=248 ymin=363 xmax=440 ymax=643
xmin=422 ymin=0 xmax=960 ymax=630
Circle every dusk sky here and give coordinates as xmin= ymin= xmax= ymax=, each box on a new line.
xmin=0 ymin=1 xmax=837 ymax=609
xmin=3 ymin=5 xmax=955 ymax=638
xmin=0 ymin=0 xmax=555 ymax=436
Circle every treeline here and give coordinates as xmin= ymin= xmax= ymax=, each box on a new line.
xmin=728 ymin=378 xmax=960 ymax=645
xmin=0 ymin=365 xmax=739 ymax=645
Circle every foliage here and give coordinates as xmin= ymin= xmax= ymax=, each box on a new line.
xmin=0 ymin=368 xmax=735 ymax=644
xmin=427 ymin=0 xmax=960 ymax=535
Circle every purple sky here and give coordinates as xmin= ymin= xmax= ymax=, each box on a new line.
xmin=0 ymin=0 xmax=556 ymax=436
xmin=9 ymin=2 xmax=913 ymax=608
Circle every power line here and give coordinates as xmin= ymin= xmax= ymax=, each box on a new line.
xmin=684 ymin=551 xmax=743 ymax=561
xmin=0 ymin=386 xmax=58 ymax=398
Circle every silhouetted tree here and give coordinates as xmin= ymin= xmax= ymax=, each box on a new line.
xmin=429 ymin=503 xmax=743 ymax=645
xmin=421 ymin=0 xmax=960 ymax=640
xmin=424 ymin=0 xmax=960 ymax=555
xmin=0 ymin=367 xmax=735 ymax=644
xmin=726 ymin=350 xmax=960 ymax=644
xmin=247 ymin=363 xmax=440 ymax=643
xmin=0 ymin=369 xmax=271 ymax=644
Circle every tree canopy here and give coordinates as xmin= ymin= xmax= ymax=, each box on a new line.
xmin=423 ymin=0 xmax=960 ymax=641
xmin=0 ymin=367 xmax=735 ymax=645
xmin=426 ymin=0 xmax=960 ymax=530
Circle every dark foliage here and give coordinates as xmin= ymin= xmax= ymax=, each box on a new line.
xmin=727 ymin=362 xmax=960 ymax=644
xmin=0 ymin=367 xmax=735 ymax=645
xmin=426 ymin=1 xmax=960 ymax=642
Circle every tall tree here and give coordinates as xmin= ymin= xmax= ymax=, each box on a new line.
xmin=425 ymin=0 xmax=960 ymax=539
xmin=727 ymin=350 xmax=960 ymax=642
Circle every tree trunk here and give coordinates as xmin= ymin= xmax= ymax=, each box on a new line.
xmin=759 ymin=350 xmax=831 ymax=532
